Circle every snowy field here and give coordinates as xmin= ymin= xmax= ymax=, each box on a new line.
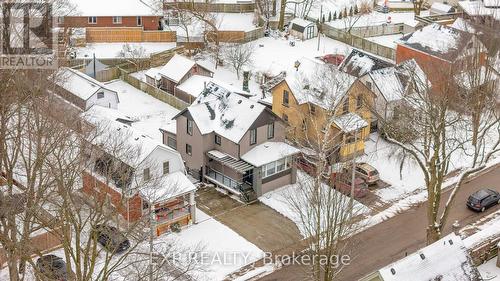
xmin=365 ymin=33 xmax=404 ymax=49
xmin=259 ymin=171 xmax=370 ymax=237
xmin=104 ymin=80 xmax=179 ymax=141
xmin=75 ymin=43 xmax=177 ymax=59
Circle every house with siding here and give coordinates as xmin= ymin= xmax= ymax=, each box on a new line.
xmin=145 ymin=54 xmax=214 ymax=99
xmin=52 ymin=67 xmax=119 ymax=111
xmin=172 ymin=82 xmax=298 ymax=202
xmin=61 ymin=0 xmax=163 ymax=31
xmin=269 ymin=58 xmax=375 ymax=163
xmin=81 ymin=113 xmax=196 ymax=236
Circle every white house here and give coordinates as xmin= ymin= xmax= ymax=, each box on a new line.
xmin=289 ymin=18 xmax=318 ymax=40
xmin=53 ymin=67 xmax=119 ymax=111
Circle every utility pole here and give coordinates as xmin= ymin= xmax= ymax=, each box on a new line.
xmin=349 ymin=130 xmax=358 ymax=216
xmin=317 ymin=5 xmax=322 ymax=51
xmin=149 ymin=205 xmax=155 ymax=281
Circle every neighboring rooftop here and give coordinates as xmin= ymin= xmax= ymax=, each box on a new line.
xmin=339 ymin=49 xmax=393 ymax=77
xmin=185 ymin=82 xmax=266 ymax=143
xmin=241 ymin=142 xmax=300 ymax=167
xmin=368 ymin=67 xmax=406 ymax=102
xmin=458 ymin=0 xmax=500 ymax=20
xmin=54 ymin=67 xmax=117 ymax=101
xmin=398 ymin=23 xmax=473 ymax=62
xmin=332 ymin=112 xmax=368 ymax=133
xmin=176 ymin=75 xmax=251 ymax=99
xmin=139 ymin=171 xmax=196 ymax=202
xmin=156 ymin=54 xmax=214 ymax=83
xmin=67 ymin=0 xmax=161 ymax=16
xmin=378 ymin=234 xmax=481 ymax=281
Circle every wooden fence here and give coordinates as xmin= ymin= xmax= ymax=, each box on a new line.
xmin=121 ymin=70 xmax=189 ymax=110
xmin=322 ymin=24 xmax=396 ymax=61
xmin=86 ymin=27 xmax=176 ymax=43
xmin=166 ymin=2 xmax=255 ymax=13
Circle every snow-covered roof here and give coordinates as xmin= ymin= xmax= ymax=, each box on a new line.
xmin=430 ymin=2 xmax=455 ymax=14
xmin=332 ymin=112 xmax=368 ymax=133
xmin=157 ymin=54 xmax=214 ymax=83
xmin=139 ymin=171 xmax=196 ymax=202
xmin=176 ymin=75 xmax=251 ymax=98
xmin=185 ymin=82 xmax=267 ymax=143
xmin=398 ymin=23 xmax=473 ymax=62
xmin=67 ymin=0 xmax=161 ymax=16
xmin=282 ymin=58 xmax=357 ymax=110
xmin=86 ymin=105 xmax=134 ymax=124
xmin=54 ymin=67 xmax=117 ymax=101
xmin=459 ymin=0 xmax=500 ymax=20
xmin=339 ymin=49 xmax=393 ymax=77
xmin=379 ymin=234 xmax=480 ymax=281
xmin=290 ymin=18 xmax=315 ymax=32
xmin=369 ymin=67 xmax=405 ymax=102
xmin=241 ymin=142 xmax=300 ymax=167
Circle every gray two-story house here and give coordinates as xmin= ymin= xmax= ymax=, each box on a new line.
xmin=172 ymin=82 xmax=299 ymax=202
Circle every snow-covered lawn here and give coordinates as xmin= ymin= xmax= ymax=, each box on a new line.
xmin=365 ymin=33 xmax=404 ymax=49
xmin=75 ymin=43 xmax=177 ymax=59
xmin=104 ymin=80 xmax=179 ymax=142
xmin=157 ymin=209 xmax=265 ymax=281
xmin=326 ymin=11 xmax=429 ymax=29
xmin=259 ymin=171 xmax=370 ymax=237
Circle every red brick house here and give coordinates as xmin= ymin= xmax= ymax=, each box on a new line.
xmin=81 ymin=114 xmax=197 ymax=236
xmin=396 ymin=23 xmax=486 ymax=88
xmin=145 ymin=54 xmax=214 ymax=94
xmin=60 ymin=0 xmax=162 ymax=31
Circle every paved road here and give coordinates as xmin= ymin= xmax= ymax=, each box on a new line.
xmin=260 ymin=165 xmax=500 ymax=281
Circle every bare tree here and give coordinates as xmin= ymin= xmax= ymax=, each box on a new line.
xmin=221 ymin=43 xmax=254 ymax=80
xmin=118 ymin=43 xmax=147 ymax=72
xmin=413 ymin=0 xmax=427 ymax=16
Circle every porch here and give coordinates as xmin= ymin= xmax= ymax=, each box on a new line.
xmin=149 ymin=193 xmax=195 ymax=236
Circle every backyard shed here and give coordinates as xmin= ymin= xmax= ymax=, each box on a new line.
xmin=289 ymin=18 xmax=317 ymax=40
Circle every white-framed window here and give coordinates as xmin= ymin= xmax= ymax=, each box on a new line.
xmin=97 ymin=92 xmax=104 ymax=99
xmin=267 ymin=123 xmax=274 ymax=139
xmin=186 ymin=144 xmax=192 ymax=156
xmin=187 ymin=119 xmax=193 ymax=135
xmin=167 ymin=137 xmax=176 ymax=150
xmin=249 ymin=128 xmax=257 ymax=145
xmin=88 ymin=17 xmax=97 ymax=24
xmin=215 ymin=134 xmax=221 ymax=145
xmin=163 ymin=162 xmax=170 ymax=175
xmin=143 ymin=168 xmax=150 ymax=181
xmin=137 ymin=16 xmax=142 ymax=26
xmin=112 ymin=16 xmax=122 ymax=24
xmin=261 ymin=156 xmax=293 ymax=178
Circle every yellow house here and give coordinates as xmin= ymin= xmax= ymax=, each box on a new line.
xmin=269 ymin=64 xmax=374 ymax=162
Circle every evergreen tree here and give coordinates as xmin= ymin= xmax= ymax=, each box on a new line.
xmin=354 ymin=5 xmax=359 ymax=14
xmin=343 ymin=7 xmax=348 ymax=18
xmin=349 ymin=6 xmax=353 ymax=16
xmin=322 ymin=14 xmax=325 ymax=23
xmin=333 ymin=11 xmax=337 ymax=20
xmin=328 ymin=11 xmax=332 ymax=22
xmin=338 ymin=11 xmax=343 ymax=19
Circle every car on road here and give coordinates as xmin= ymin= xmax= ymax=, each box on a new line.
xmin=467 ymin=189 xmax=500 ymax=212
xmin=354 ymin=163 xmax=380 ymax=185
xmin=334 ymin=176 xmax=369 ymax=198
xmin=36 ymin=255 xmax=67 ymax=281
xmin=92 ymin=224 xmax=130 ymax=254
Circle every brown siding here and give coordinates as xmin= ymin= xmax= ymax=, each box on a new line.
xmin=63 ymin=16 xmax=160 ymax=30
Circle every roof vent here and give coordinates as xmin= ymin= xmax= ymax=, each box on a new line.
xmin=448 ymin=239 xmax=453 ymax=245
xmin=390 ymin=268 xmax=396 ymax=275
xmin=250 ymin=105 xmax=254 ymax=109
xmin=238 ymin=100 xmax=242 ymax=104
xmin=134 ymin=137 xmax=139 ymax=141
xmin=419 ymin=253 xmax=425 ymax=260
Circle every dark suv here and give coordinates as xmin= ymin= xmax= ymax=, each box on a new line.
xmin=36 ymin=255 xmax=67 ymax=281
xmin=92 ymin=224 xmax=131 ymax=254
xmin=467 ymin=189 xmax=500 ymax=212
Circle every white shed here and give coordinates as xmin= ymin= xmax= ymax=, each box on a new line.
xmin=430 ymin=2 xmax=456 ymax=15
xmin=289 ymin=18 xmax=317 ymax=40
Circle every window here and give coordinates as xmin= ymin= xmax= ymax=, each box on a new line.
xmin=57 ymin=17 xmax=64 ymax=24
xmin=215 ymin=134 xmax=221 ymax=145
xmin=283 ymin=90 xmax=289 ymax=106
xmin=345 ymin=133 xmax=356 ymax=144
xmin=137 ymin=16 xmax=142 ymax=26
xmin=261 ymin=156 xmax=293 ymax=178
xmin=97 ymin=92 xmax=104 ymax=99
xmin=186 ymin=144 xmax=192 ymax=155
xmin=366 ymin=81 xmax=372 ymax=90
xmin=267 ymin=123 xmax=274 ymax=139
xmin=142 ymin=201 xmax=149 ymax=210
xmin=187 ymin=119 xmax=193 ymax=135
xmin=163 ymin=162 xmax=170 ymax=175
xmin=301 ymin=119 xmax=307 ymax=131
xmin=356 ymin=95 xmax=363 ymax=109
xmin=249 ymin=128 xmax=257 ymax=145
xmin=88 ymin=17 xmax=97 ymax=24
xmin=342 ymin=98 xmax=349 ymax=114
xmin=167 ymin=136 xmax=176 ymax=150
xmin=282 ymin=113 xmax=288 ymax=122
xmin=310 ymin=105 xmax=316 ymax=115
xmin=143 ymin=168 xmax=150 ymax=181
xmin=112 ymin=16 xmax=122 ymax=24
xmin=399 ymin=25 xmax=404 ymax=32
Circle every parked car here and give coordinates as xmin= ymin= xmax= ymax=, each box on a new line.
xmin=36 ymin=255 xmax=67 ymax=281
xmin=467 ymin=189 xmax=500 ymax=212
xmin=354 ymin=163 xmax=380 ymax=185
xmin=318 ymin=54 xmax=345 ymax=66
xmin=334 ymin=176 xmax=368 ymax=198
xmin=92 ymin=224 xmax=130 ymax=254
